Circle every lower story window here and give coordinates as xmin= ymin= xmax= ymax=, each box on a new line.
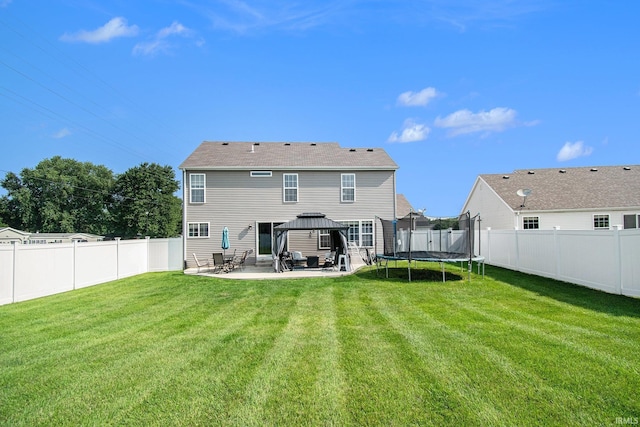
xmin=318 ymin=229 xmax=331 ymax=249
xmin=523 ymin=217 xmax=539 ymax=229
xmin=188 ymin=222 xmax=209 ymax=238
xmin=340 ymin=220 xmax=374 ymax=247
xmin=593 ymin=214 xmax=609 ymax=229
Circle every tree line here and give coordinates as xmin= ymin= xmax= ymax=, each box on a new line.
xmin=0 ymin=156 xmax=182 ymax=239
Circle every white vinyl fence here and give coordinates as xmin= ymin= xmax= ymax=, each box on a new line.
xmin=480 ymin=228 xmax=640 ymax=297
xmin=0 ymin=237 xmax=183 ymax=305
xmin=396 ymin=229 xmax=467 ymax=253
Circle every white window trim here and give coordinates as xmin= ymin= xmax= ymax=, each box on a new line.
xmin=189 ymin=173 xmax=206 ymax=204
xmin=318 ymin=229 xmax=331 ymax=250
xmin=522 ymin=216 xmax=539 ymax=230
xmin=341 ymin=173 xmax=356 ymax=202
xmin=339 ymin=219 xmax=374 ymax=248
xmin=187 ymin=222 xmax=210 ymax=238
xmin=283 ymin=173 xmax=298 ymax=203
xmin=593 ymin=214 xmax=610 ymax=230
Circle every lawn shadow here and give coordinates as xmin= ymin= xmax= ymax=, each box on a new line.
xmin=485 ymin=265 xmax=640 ymax=318
xmin=355 ymin=265 xmax=464 ymax=283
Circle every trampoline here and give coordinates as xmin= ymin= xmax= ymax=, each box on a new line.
xmin=376 ymin=211 xmax=485 ymax=282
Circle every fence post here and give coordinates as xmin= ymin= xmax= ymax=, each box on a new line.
xmin=553 ymin=226 xmax=560 ymax=280
xmin=613 ymin=225 xmax=622 ymax=294
xmin=146 ymin=236 xmax=150 ymax=273
xmin=11 ymin=242 xmax=17 ymax=303
xmin=514 ymin=228 xmax=520 ymax=271
xmin=485 ymin=227 xmax=491 ymax=263
xmin=115 ymin=237 xmax=121 ymax=279
xmin=73 ymin=240 xmax=77 ymax=290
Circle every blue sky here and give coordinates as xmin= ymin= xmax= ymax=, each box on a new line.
xmin=1 ymin=0 xmax=639 ymax=216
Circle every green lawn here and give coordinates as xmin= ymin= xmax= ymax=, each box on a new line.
xmin=1 ymin=264 xmax=639 ymax=426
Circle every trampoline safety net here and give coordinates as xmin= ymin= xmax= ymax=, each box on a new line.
xmin=378 ymin=211 xmax=477 ymax=260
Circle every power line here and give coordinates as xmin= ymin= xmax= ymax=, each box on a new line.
xmin=0 ymin=14 xmax=181 ymax=162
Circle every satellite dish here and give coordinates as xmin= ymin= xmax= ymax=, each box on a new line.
xmin=516 ymin=189 xmax=532 ymax=207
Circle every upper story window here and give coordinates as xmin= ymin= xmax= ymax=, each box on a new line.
xmin=593 ymin=214 xmax=610 ymax=229
xmin=188 ymin=222 xmax=209 ymax=238
xmin=341 ymin=173 xmax=355 ymax=202
xmin=283 ymin=173 xmax=298 ymax=202
xmin=189 ymin=173 xmax=205 ymax=203
xmin=523 ymin=217 xmax=539 ymax=229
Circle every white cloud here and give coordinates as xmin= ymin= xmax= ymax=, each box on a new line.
xmin=388 ymin=119 xmax=430 ymax=143
xmin=556 ymin=141 xmax=593 ymax=162
xmin=158 ymin=21 xmax=192 ymax=38
xmin=434 ymin=107 xmax=518 ymax=136
xmin=133 ymin=21 xmax=199 ymax=57
xmin=397 ymin=87 xmax=439 ymax=107
xmin=52 ymin=128 xmax=71 ymax=139
xmin=60 ymin=17 xmax=139 ymax=44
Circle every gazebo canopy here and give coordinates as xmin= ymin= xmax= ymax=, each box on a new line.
xmin=274 ymin=213 xmax=349 ymax=231
xmin=272 ymin=213 xmax=349 ymax=273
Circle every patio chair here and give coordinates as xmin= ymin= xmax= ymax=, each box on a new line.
xmin=279 ymin=251 xmax=294 ymax=271
xmin=291 ymin=251 xmax=307 ymax=267
xmin=212 ymin=252 xmax=228 ymax=273
xmin=192 ymin=253 xmax=211 ymax=273
xmin=323 ymin=251 xmax=335 ymax=269
xmin=232 ymin=250 xmax=250 ymax=270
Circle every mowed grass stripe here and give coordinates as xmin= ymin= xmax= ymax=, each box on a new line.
xmin=430 ymin=293 xmax=640 ymax=421
xmin=366 ymin=286 xmax=535 ymax=425
xmin=386 ymin=279 xmax=640 ymax=424
xmin=0 ymin=274 xmax=296 ymax=425
xmin=334 ymin=284 xmax=469 ymax=426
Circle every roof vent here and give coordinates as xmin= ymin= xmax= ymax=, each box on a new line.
xmin=310 ymin=143 xmax=317 ymax=146
xmin=623 ymin=166 xmax=631 ymax=170
xmin=367 ymin=148 xmax=374 ymax=152
xmin=590 ymin=168 xmax=598 ymax=172
xmin=527 ymin=171 xmax=535 ymax=175
xmin=349 ymin=148 xmax=356 ymax=152
xmin=284 ymin=143 xmax=291 ymax=146
xmin=502 ymin=175 xmax=510 ymax=179
xmin=222 ymin=142 xmax=229 ymax=145
xmin=559 ymin=169 xmax=566 ymax=173
xmin=253 ymin=143 xmax=260 ymax=146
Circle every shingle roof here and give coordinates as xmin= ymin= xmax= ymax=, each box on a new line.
xmin=179 ymin=141 xmax=398 ymax=170
xmin=479 ymin=165 xmax=640 ymax=211
xmin=396 ymin=194 xmax=414 ymax=217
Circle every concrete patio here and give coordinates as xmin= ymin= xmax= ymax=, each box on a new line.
xmin=184 ymin=259 xmax=367 ymax=280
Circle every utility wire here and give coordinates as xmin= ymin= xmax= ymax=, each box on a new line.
xmin=0 ymin=14 xmax=180 ymax=162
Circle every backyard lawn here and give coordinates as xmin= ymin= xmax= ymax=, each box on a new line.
xmin=1 ymin=264 xmax=639 ymax=426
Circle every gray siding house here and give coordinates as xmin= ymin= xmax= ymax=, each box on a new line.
xmin=179 ymin=141 xmax=399 ymax=267
xmin=461 ymin=165 xmax=640 ymax=230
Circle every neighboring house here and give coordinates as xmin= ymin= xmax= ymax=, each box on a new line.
xmin=395 ymin=194 xmax=414 ymax=218
xmin=0 ymin=227 xmax=104 ymax=244
xmin=179 ymin=141 xmax=399 ymax=267
xmin=461 ymin=165 xmax=640 ymax=230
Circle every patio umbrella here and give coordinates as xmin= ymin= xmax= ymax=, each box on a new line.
xmin=221 ymin=226 xmax=230 ymax=258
